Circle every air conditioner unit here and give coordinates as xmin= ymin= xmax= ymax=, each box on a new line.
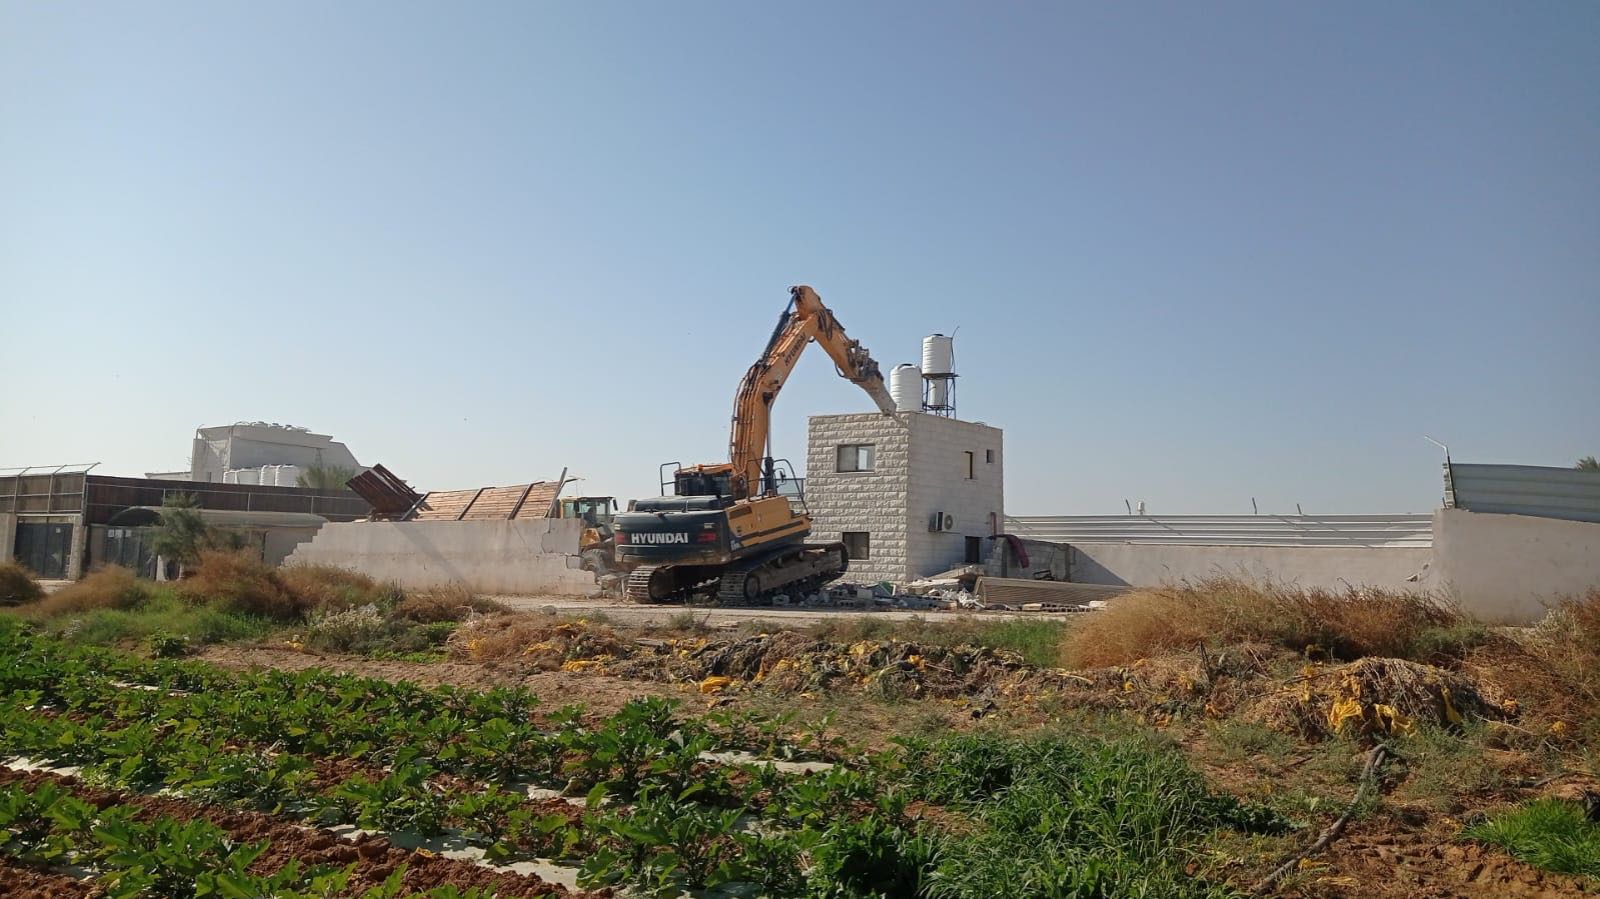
xmin=929 ymin=511 xmax=955 ymax=532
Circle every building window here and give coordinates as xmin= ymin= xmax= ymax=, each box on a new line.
xmin=964 ymin=451 xmax=975 ymax=479
xmin=965 ymin=536 xmax=983 ymax=564
xmin=837 ymin=444 xmax=875 ymax=472
xmin=985 ymin=449 xmax=995 ymax=464
xmin=842 ymin=531 xmax=870 ymax=560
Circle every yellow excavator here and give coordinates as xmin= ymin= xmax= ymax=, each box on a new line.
xmin=615 ymin=285 xmax=896 ymax=603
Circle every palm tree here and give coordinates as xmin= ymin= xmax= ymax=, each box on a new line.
xmin=1577 ymin=456 xmax=1600 ymax=471
xmin=297 ymin=465 xmax=360 ymax=490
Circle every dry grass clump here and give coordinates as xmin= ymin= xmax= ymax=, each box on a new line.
xmin=394 ymin=584 xmax=505 ymax=623
xmin=1467 ymin=589 xmax=1600 ymax=742
xmin=178 ymin=551 xmax=307 ymax=621
xmin=278 ymin=564 xmax=401 ymax=612
xmin=1062 ymin=577 xmax=1469 ymax=668
xmin=0 ymin=562 xmax=44 ymax=606
xmin=23 ymin=566 xmax=152 ymax=617
xmin=449 ymin=615 xmax=628 ymax=666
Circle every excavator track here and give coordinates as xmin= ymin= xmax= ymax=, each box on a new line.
xmin=715 ymin=543 xmax=848 ymax=607
xmin=625 ymin=565 xmax=718 ymax=604
xmin=624 ymin=566 xmax=663 ymax=603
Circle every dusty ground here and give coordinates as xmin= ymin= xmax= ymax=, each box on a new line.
xmin=489 ymin=593 xmax=1063 ymax=627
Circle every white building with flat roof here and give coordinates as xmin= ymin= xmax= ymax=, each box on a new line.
xmin=189 ymin=423 xmax=361 ymax=483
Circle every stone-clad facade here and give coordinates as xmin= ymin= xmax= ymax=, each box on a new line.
xmin=805 ymin=413 xmax=1003 ymax=584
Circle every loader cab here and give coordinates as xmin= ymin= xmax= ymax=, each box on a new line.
xmin=559 ymin=496 xmax=616 ymax=530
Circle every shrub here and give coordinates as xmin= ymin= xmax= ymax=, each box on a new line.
xmin=394 ymin=584 xmax=504 ymax=623
xmin=304 ymin=604 xmax=391 ymax=652
xmin=278 ymin=564 xmax=401 ymax=612
xmin=179 ymin=551 xmax=306 ymax=621
xmin=43 ymin=591 xmax=270 ymax=646
xmin=0 ymin=562 xmax=44 ymax=605
xmin=25 ymin=566 xmax=151 ymax=617
xmin=1062 ymin=577 xmax=1467 ymax=668
xmin=147 ymin=632 xmax=192 ymax=658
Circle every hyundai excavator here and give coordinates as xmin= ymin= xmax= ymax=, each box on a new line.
xmin=615 ymin=285 xmax=896 ymax=604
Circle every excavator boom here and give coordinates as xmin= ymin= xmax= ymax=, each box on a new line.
xmin=727 ymin=285 xmax=894 ymax=498
xmin=615 ymin=284 xmax=894 ymax=605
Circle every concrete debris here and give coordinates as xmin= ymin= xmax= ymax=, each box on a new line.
xmin=903 ymin=565 xmax=985 ymax=596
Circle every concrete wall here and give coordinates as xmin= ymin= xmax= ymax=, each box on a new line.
xmin=287 ymin=519 xmax=596 ymax=595
xmin=1066 ymin=543 xmax=1433 ymax=592
xmin=1431 ymin=508 xmax=1600 ymax=623
xmin=986 ymin=537 xmax=1071 ymax=581
xmin=0 ymin=513 xmax=14 ymax=564
xmin=806 ymin=413 xmax=913 ymax=584
xmin=905 ymin=414 xmax=1003 ymax=578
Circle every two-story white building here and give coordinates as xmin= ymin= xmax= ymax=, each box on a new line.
xmin=804 ymin=412 xmax=1003 ymax=585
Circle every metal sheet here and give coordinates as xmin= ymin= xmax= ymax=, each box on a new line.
xmin=1005 ymin=514 xmax=1434 ymax=548
xmin=1445 ymin=463 xmax=1600 ymax=524
xmin=345 ymin=464 xmax=422 ymax=519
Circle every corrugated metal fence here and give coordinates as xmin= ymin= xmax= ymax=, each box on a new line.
xmin=1004 ymin=514 xmax=1434 ymax=548
xmin=1445 ymin=463 xmax=1600 ymax=524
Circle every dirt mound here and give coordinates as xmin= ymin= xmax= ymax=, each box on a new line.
xmin=1247 ymin=657 xmax=1517 ymax=741
xmin=611 ymin=632 xmax=1038 ymax=699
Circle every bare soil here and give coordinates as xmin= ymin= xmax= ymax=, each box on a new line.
xmin=1291 ymin=816 xmax=1598 ymax=898
xmin=0 ymin=768 xmax=602 ymax=898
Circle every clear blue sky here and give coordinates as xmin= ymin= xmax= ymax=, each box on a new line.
xmin=2 ymin=2 xmax=1596 ymax=514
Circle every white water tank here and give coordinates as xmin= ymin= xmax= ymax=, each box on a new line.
xmin=225 ymin=467 xmax=260 ymax=485
xmin=927 ymin=378 xmax=949 ymax=409
xmin=889 ymin=364 xmax=922 ymax=412
xmin=922 ymin=334 xmax=954 ymax=375
xmin=277 ymin=464 xmax=304 ymax=487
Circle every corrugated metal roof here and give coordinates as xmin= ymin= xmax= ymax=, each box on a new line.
xmin=1005 ymin=514 xmax=1434 ymax=548
xmin=1445 ymin=463 xmax=1600 ymax=524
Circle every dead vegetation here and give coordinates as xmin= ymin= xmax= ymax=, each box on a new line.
xmin=394 ymin=584 xmax=507 ymax=623
xmin=278 ymin=563 xmax=402 ymax=612
xmin=21 ymin=566 xmax=152 ymax=617
xmin=176 ymin=551 xmax=307 ymax=620
xmin=1061 ymin=577 xmax=1477 ymax=668
xmin=1462 ymin=589 xmax=1600 ymax=744
xmin=0 ymin=562 xmax=43 ymax=606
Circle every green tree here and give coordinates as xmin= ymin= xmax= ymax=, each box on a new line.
xmin=1577 ymin=456 xmax=1599 ymax=471
xmin=148 ymin=495 xmax=250 ymax=577
xmin=297 ymin=465 xmax=360 ymax=490
xmin=149 ymin=493 xmax=210 ymax=574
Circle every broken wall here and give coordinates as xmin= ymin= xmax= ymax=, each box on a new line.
xmin=286 ymin=519 xmax=595 ymax=595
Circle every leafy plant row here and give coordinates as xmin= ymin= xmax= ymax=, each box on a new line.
xmin=0 ymin=617 xmax=827 ymax=795
xmin=0 ymin=779 xmax=510 ymax=899
xmin=0 ymin=619 xmax=1287 ymax=897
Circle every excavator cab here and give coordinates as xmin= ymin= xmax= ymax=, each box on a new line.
xmin=660 ymin=462 xmax=734 ymax=500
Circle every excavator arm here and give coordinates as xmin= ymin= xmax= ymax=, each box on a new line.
xmin=726 ymin=285 xmax=896 ymax=500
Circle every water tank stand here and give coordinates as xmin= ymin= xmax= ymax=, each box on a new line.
xmin=921 ymin=373 xmax=957 ymax=418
